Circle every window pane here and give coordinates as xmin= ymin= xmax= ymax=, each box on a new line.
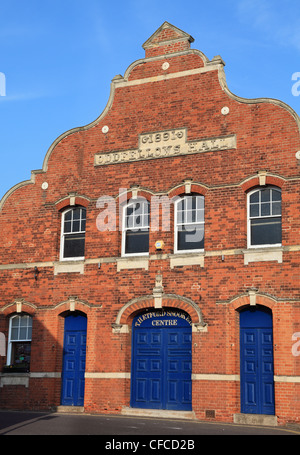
xmin=250 ymin=192 xmax=259 ymax=203
xmin=64 ymin=234 xmax=85 ymax=258
xmin=251 ymin=217 xmax=282 ymax=245
xmin=272 ymin=189 xmax=281 ymax=201
xmin=177 ymin=209 xmax=184 ymax=224
xmin=64 ymin=210 xmax=72 ymax=221
xmin=72 ymin=220 xmax=80 ymax=232
xmin=250 ymin=203 xmax=259 ymax=217
xmin=177 ymin=199 xmax=184 ymax=212
xmin=11 ymin=342 xmax=31 ymax=371
xmin=272 ymin=201 xmax=281 ymax=216
xmin=126 ymin=201 xmax=149 ymax=230
xmin=11 ymin=327 xmax=18 ymax=340
xmin=196 ymin=209 xmax=204 ymax=223
xmin=125 ymin=229 xmax=149 ymax=254
xmin=11 ymin=317 xmax=19 ymax=327
xmin=126 ymin=214 xmax=134 ymax=229
xmin=64 ymin=220 xmax=72 ymax=233
xmin=19 ymin=327 xmax=27 ymax=339
xmin=72 ymin=208 xmax=81 ymax=220
xmin=143 ymin=212 xmax=149 ymax=227
xmin=178 ymin=224 xmax=204 ymax=250
xmin=64 ymin=208 xmax=86 ymax=233
xmin=185 ymin=197 xmax=192 ymax=211
xmin=196 ymin=197 xmax=205 ymax=210
xmin=261 ymin=202 xmax=270 ymax=216
xmin=127 ymin=206 xmax=134 ymax=217
xmin=10 ymin=316 xmax=32 ymax=341
xmin=261 ymin=189 xmax=271 ymax=202
xmin=81 ymin=218 xmax=86 ymax=231
xmin=186 ymin=209 xmax=195 ymax=223
xmin=27 ymin=326 xmax=32 ymax=340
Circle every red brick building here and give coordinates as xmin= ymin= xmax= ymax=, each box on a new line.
xmin=0 ymin=22 xmax=299 ymax=426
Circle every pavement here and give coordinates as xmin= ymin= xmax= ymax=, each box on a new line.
xmin=0 ymin=409 xmax=299 ymax=439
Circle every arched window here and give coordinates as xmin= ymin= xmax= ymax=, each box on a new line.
xmin=60 ymin=207 xmax=86 ymax=260
xmin=175 ymin=195 xmax=205 ymax=253
xmin=248 ymin=187 xmax=282 ymax=247
xmin=7 ymin=314 xmax=32 ymax=371
xmin=122 ymin=199 xmax=150 ymax=256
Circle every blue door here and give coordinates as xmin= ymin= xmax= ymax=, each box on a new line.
xmin=131 ymin=310 xmax=192 ymax=411
xmin=240 ymin=306 xmax=275 ymax=415
xmin=61 ymin=313 xmax=87 ymax=406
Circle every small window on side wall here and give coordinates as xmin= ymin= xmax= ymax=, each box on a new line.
xmin=60 ymin=207 xmax=86 ymax=260
xmin=122 ymin=199 xmax=150 ymax=256
xmin=248 ymin=187 xmax=282 ymax=247
xmin=175 ymin=195 xmax=205 ymax=253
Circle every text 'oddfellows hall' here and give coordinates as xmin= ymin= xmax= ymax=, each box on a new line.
xmin=0 ymin=22 xmax=300 ymax=426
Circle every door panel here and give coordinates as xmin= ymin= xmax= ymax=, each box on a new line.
xmin=131 ymin=312 xmax=192 ymax=411
xmin=240 ymin=307 xmax=275 ymax=415
xmin=61 ymin=314 xmax=87 ymax=406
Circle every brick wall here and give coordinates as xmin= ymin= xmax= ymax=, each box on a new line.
xmin=0 ymin=22 xmax=299 ymax=424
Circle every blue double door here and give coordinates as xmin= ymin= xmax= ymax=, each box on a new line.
xmin=61 ymin=313 xmax=87 ymax=406
xmin=240 ymin=306 xmax=275 ymax=415
xmin=131 ymin=311 xmax=192 ymax=411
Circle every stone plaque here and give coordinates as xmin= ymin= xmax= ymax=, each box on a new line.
xmin=94 ymin=128 xmax=236 ymax=166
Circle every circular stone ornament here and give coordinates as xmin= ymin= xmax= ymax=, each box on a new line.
xmin=221 ymin=106 xmax=230 ymax=115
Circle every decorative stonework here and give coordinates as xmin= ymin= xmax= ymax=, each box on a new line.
xmin=94 ymin=128 xmax=236 ymax=167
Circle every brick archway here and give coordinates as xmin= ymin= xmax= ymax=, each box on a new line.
xmin=228 ymin=292 xmax=277 ymax=312
xmin=113 ymin=294 xmax=206 ymax=333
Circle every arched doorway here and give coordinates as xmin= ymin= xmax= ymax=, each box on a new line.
xmin=131 ymin=309 xmax=192 ymax=411
xmin=239 ymin=305 xmax=275 ymax=415
xmin=61 ymin=312 xmax=87 ymax=406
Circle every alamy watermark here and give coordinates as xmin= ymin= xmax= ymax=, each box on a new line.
xmin=0 ymin=72 xmax=6 ymax=96
xmin=95 ymin=188 xmax=204 ymax=244
xmin=292 ymin=72 xmax=300 ymax=96
xmin=292 ymin=332 xmax=300 ymax=357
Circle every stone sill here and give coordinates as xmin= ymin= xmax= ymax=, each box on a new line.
xmin=117 ymin=256 xmax=149 ymax=271
xmin=54 ymin=260 xmax=84 ymax=275
xmin=0 ymin=373 xmax=30 ymax=388
xmin=169 ymin=253 xmax=204 ymax=269
xmin=243 ymin=247 xmax=283 ymax=265
xmin=0 ymin=372 xmax=61 ymax=387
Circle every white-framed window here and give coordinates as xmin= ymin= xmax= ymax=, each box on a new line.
xmin=7 ymin=314 xmax=32 ymax=371
xmin=60 ymin=207 xmax=86 ymax=260
xmin=122 ymin=199 xmax=150 ymax=256
xmin=174 ymin=195 xmax=205 ymax=253
xmin=247 ymin=186 xmax=282 ymax=248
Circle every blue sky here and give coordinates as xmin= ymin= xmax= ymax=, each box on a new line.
xmin=0 ymin=0 xmax=299 ymax=200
